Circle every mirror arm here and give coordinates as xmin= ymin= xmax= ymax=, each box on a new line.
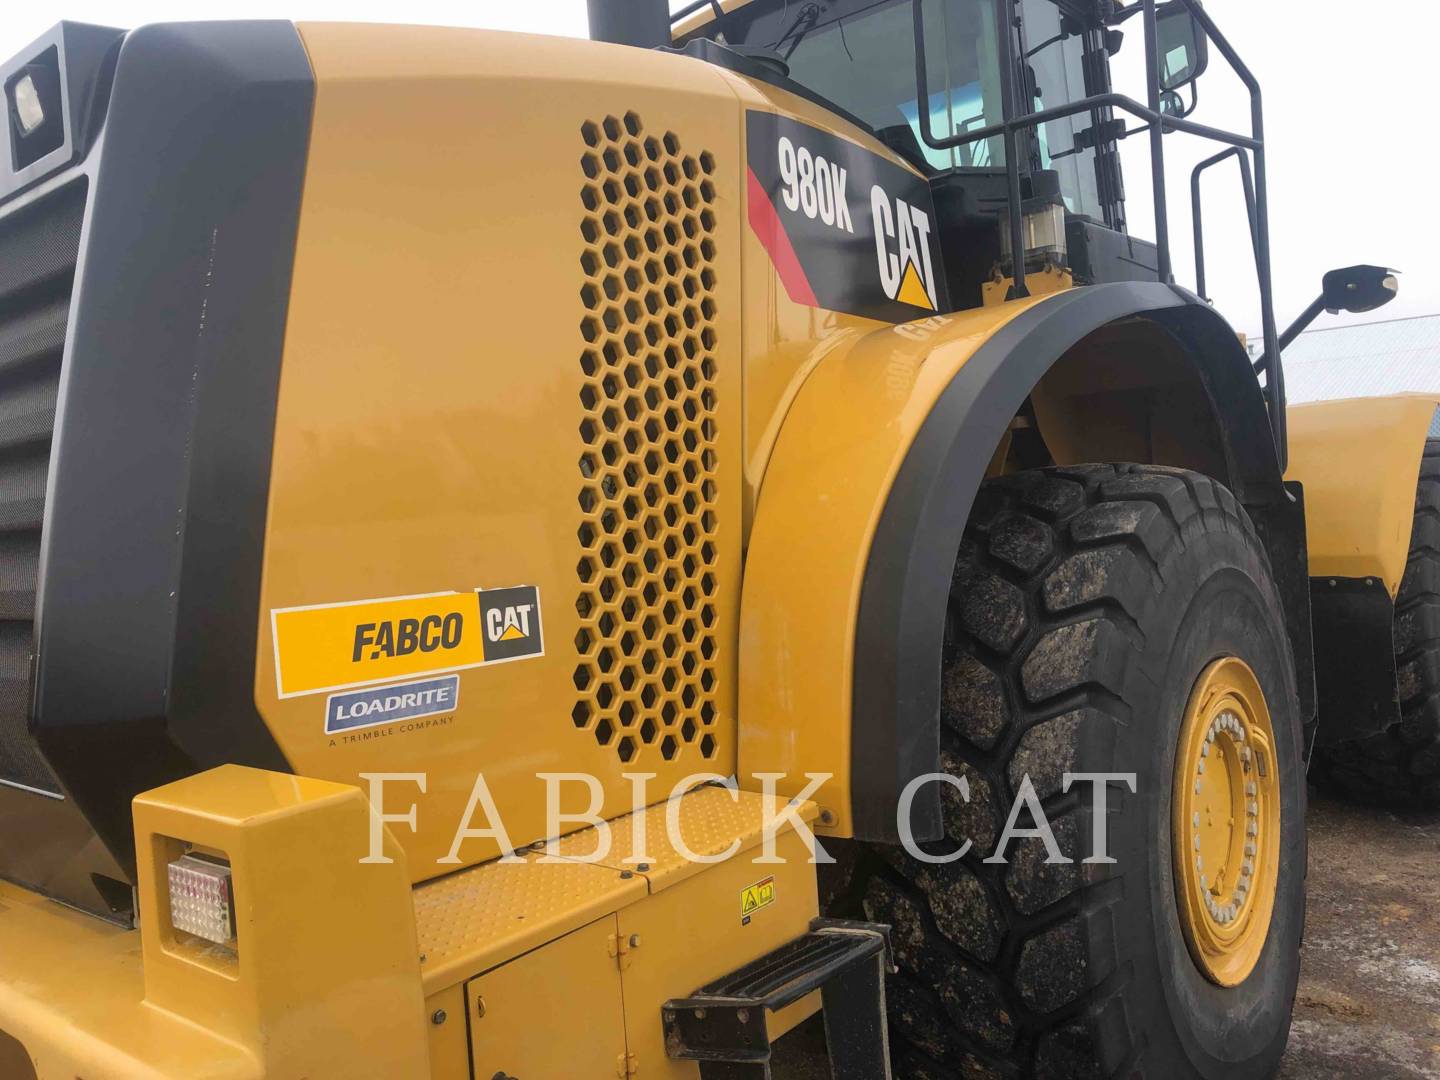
xmin=1278 ymin=296 xmax=1328 ymax=352
xmin=1254 ymin=294 xmax=1325 ymax=374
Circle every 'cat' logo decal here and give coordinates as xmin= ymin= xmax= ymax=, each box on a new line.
xmin=870 ymin=187 xmax=939 ymax=310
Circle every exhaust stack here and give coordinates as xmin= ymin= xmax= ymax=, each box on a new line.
xmin=586 ymin=0 xmax=673 ymax=49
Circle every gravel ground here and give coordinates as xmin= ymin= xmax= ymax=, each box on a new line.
xmin=1279 ymin=789 xmax=1440 ymax=1079
xmin=772 ymin=787 xmax=1440 ymax=1078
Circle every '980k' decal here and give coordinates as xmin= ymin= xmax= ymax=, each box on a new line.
xmin=746 ymin=111 xmax=949 ymax=322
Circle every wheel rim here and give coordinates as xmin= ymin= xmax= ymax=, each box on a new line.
xmin=1172 ymin=656 xmax=1281 ymax=987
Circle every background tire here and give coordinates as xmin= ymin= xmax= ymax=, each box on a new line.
xmin=1313 ymin=438 xmax=1440 ymax=809
xmin=822 ymin=464 xmax=1306 ymax=1078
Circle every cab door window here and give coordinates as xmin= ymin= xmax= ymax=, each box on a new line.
xmin=1020 ymin=0 xmax=1105 ymax=220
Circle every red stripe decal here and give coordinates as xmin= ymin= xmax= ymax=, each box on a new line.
xmin=745 ymin=166 xmax=819 ymax=307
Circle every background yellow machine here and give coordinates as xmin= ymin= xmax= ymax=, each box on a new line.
xmin=1288 ymin=392 xmax=1440 ymax=808
xmin=0 ymin=2 xmax=1412 ymax=1078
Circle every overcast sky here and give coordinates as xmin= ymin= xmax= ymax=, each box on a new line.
xmin=5 ymin=1 xmax=1436 ymax=339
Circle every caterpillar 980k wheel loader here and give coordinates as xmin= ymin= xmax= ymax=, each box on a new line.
xmin=0 ymin=1 xmax=1404 ymax=1077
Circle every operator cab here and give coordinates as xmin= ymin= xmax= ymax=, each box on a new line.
xmin=673 ymin=0 xmax=1193 ymax=309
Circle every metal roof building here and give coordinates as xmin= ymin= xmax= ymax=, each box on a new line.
xmin=1278 ymin=313 xmax=1440 ymax=406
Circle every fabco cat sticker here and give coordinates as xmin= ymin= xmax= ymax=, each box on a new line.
xmin=271 ymin=585 xmax=544 ymax=698
xmin=745 ymin=111 xmax=949 ymax=321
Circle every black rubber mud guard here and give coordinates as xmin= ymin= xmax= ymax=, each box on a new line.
xmin=1309 ymin=575 xmax=1399 ymax=745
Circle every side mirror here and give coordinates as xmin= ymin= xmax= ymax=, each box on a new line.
xmin=1321 ymin=265 xmax=1400 ymax=314
xmin=1155 ymin=2 xmax=1209 ymax=91
xmin=1273 ymin=265 xmax=1400 ymax=357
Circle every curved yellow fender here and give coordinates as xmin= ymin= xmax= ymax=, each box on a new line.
xmin=1287 ymin=394 xmax=1439 ymax=598
xmin=738 ymin=297 xmax=1053 ymax=837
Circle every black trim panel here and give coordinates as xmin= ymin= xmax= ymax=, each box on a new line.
xmin=33 ymin=22 xmax=313 ymax=877
xmin=850 ymin=282 xmax=1291 ymax=843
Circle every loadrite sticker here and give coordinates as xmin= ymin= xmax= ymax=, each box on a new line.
xmin=745 ymin=110 xmax=950 ymax=322
xmin=271 ymin=585 xmax=544 ymax=698
xmin=325 ymin=675 xmax=460 ymax=734
xmin=741 ymin=875 xmax=776 ymax=925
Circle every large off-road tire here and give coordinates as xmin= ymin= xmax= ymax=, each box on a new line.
xmin=1313 ymin=439 xmax=1440 ymax=808
xmin=823 ymin=464 xmax=1307 ymax=1078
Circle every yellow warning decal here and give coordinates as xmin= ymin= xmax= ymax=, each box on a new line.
xmin=271 ymin=585 xmax=544 ymax=698
xmin=740 ymin=876 xmax=776 ymax=922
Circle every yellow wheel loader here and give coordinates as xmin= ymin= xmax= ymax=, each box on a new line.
xmin=0 ymin=2 xmax=1409 ymax=1078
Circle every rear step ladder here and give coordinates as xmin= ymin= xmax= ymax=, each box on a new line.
xmin=661 ymin=919 xmax=893 ymax=1079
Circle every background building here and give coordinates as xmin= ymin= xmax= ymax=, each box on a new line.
xmin=1274 ymin=315 xmax=1440 ymax=423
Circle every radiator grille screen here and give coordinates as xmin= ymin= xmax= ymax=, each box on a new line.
xmin=0 ymin=183 xmax=84 ymax=796
xmin=574 ymin=113 xmax=722 ymax=768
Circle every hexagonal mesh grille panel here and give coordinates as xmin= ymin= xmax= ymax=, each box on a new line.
xmin=574 ymin=113 xmax=721 ymax=767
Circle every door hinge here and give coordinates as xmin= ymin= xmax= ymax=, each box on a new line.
xmin=616 ymin=1052 xmax=639 ymax=1078
xmin=607 ymin=932 xmax=640 ymax=971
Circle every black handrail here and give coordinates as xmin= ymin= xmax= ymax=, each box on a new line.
xmin=1141 ymin=0 xmax=1172 ymax=283
xmin=1184 ymin=0 xmax=1285 ymax=468
xmin=1192 ymin=147 xmax=1258 ymax=301
xmin=909 ymin=0 xmax=1288 ymax=469
xmin=992 ymin=0 xmax=1028 ymax=297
